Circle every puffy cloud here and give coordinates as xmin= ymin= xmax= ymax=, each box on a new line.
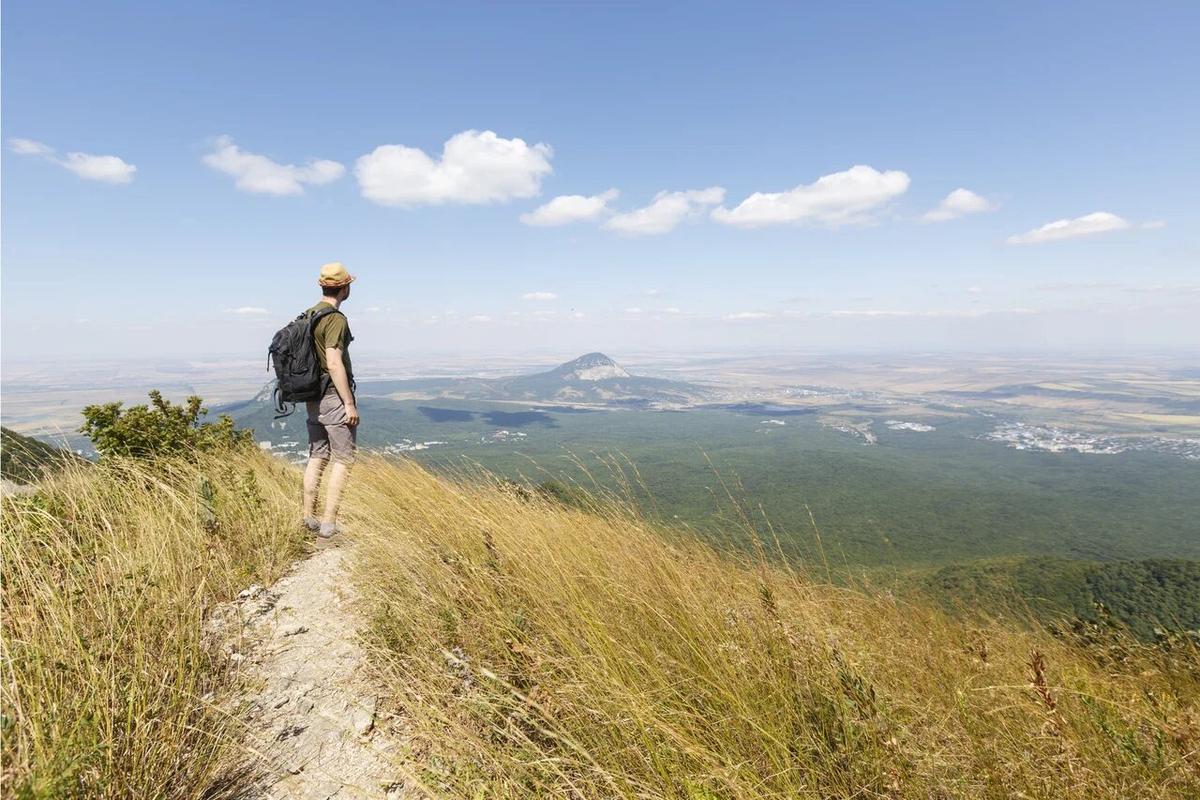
xmin=8 ymin=138 xmax=54 ymax=156
xmin=604 ymin=187 xmax=725 ymax=235
xmin=921 ymin=188 xmax=993 ymax=222
xmin=225 ymin=306 xmax=271 ymax=315
xmin=9 ymin=138 xmax=137 ymax=183
xmin=1007 ymin=211 xmax=1130 ymax=245
xmin=712 ymin=165 xmax=909 ymax=228
xmin=356 ymin=129 xmax=552 ymax=206
xmin=522 ymin=291 xmax=558 ymax=301
xmin=59 ymin=152 xmax=138 ymax=184
xmin=203 ymin=136 xmax=344 ymax=195
xmin=520 ymin=188 xmax=618 ymax=226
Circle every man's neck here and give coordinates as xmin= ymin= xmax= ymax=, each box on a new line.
xmin=318 ymin=296 xmax=342 ymax=310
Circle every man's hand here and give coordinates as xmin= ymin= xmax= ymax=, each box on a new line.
xmin=344 ymin=403 xmax=360 ymax=427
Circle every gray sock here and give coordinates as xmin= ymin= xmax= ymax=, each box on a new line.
xmin=303 ymin=516 xmax=321 ymax=532
xmin=318 ymin=522 xmax=339 ymax=539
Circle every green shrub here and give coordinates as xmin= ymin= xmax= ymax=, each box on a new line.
xmin=80 ymin=391 xmax=252 ymax=459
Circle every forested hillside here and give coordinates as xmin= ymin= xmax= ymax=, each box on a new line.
xmin=924 ymin=557 xmax=1200 ymax=640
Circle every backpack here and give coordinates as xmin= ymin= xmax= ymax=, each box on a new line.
xmin=267 ymin=305 xmax=339 ymax=416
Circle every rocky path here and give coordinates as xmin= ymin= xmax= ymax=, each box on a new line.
xmin=214 ymin=542 xmax=417 ymax=799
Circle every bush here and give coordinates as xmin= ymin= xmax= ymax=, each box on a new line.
xmin=80 ymin=391 xmax=252 ymax=459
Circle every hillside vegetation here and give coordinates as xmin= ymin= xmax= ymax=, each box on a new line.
xmin=348 ymin=456 xmax=1200 ymax=799
xmin=0 ymin=426 xmax=84 ymax=484
xmin=3 ymin=447 xmax=1199 ymax=798
xmin=1 ymin=453 xmax=303 ymax=798
xmin=925 ymin=557 xmax=1200 ymax=641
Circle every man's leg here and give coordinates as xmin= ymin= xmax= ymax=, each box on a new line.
xmin=304 ymin=399 xmax=332 ymax=531
xmin=318 ymin=397 xmax=358 ymax=535
xmin=302 ymin=456 xmax=328 ymax=522
xmin=321 ymin=461 xmax=352 ymax=527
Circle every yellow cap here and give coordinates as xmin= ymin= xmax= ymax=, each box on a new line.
xmin=318 ymin=262 xmax=356 ymax=288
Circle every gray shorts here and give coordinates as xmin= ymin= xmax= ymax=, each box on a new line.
xmin=306 ymin=388 xmax=357 ymax=464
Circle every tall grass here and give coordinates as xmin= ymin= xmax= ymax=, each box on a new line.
xmin=348 ymin=455 xmax=1200 ymax=799
xmin=1 ymin=452 xmax=304 ymax=798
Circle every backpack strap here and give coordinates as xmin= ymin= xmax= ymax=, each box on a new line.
xmin=308 ymin=305 xmax=344 ymax=397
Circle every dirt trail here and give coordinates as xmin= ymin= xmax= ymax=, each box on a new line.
xmin=213 ymin=542 xmax=417 ymax=799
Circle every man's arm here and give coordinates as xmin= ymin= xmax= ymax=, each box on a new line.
xmin=325 ymin=347 xmax=359 ymax=427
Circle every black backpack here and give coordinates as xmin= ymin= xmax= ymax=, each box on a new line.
xmin=268 ymin=305 xmax=339 ymax=416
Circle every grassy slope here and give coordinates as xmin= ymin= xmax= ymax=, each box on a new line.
xmin=1 ymin=452 xmax=305 ymax=799
xmin=1 ymin=426 xmax=85 ymax=484
xmin=5 ymin=449 xmax=1198 ymax=798
xmin=347 ymin=456 xmax=1200 ymax=799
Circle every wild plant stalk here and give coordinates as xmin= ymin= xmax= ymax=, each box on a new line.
xmin=1 ymin=452 xmax=304 ymax=799
xmin=347 ymin=455 xmax=1200 ymax=799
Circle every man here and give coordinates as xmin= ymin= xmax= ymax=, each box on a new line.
xmin=302 ymin=262 xmax=360 ymax=538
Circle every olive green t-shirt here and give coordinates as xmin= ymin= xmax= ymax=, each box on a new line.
xmin=307 ymin=302 xmax=353 ymax=383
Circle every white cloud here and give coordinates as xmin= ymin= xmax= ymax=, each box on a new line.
xmin=921 ymin=188 xmax=994 ymax=222
xmin=624 ymin=307 xmax=644 ymax=314
xmin=225 ymin=306 xmax=271 ymax=315
xmin=8 ymin=138 xmax=54 ymax=156
xmin=966 ymin=286 xmax=984 ymax=294
xmin=604 ymin=187 xmax=725 ymax=235
xmin=59 ymin=152 xmax=138 ymax=184
xmin=9 ymin=138 xmax=137 ymax=183
xmin=1007 ymin=212 xmax=1130 ymax=245
xmin=1142 ymin=220 xmax=1167 ymax=230
xmin=468 ymin=315 xmax=493 ymax=323
xmin=356 ymin=129 xmax=552 ymax=207
xmin=522 ymin=291 xmax=558 ymax=301
xmin=520 ymin=188 xmax=618 ymax=226
xmin=724 ymin=311 xmax=772 ymax=320
xmin=712 ymin=165 xmax=909 ymax=228
xmin=829 ymin=308 xmax=1036 ymax=318
xmin=203 ymin=136 xmax=344 ymax=196
xmin=663 ymin=307 xmax=681 ymax=314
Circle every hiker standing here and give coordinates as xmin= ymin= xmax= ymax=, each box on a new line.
xmin=299 ymin=262 xmax=359 ymax=538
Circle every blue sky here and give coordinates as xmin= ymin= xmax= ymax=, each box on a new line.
xmin=3 ymin=0 xmax=1198 ymax=360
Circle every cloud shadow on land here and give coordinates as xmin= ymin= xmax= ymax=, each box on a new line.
xmin=482 ymin=410 xmax=558 ymax=428
xmin=417 ymin=406 xmax=477 ymax=423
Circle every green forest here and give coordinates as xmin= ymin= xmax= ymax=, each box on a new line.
xmin=923 ymin=557 xmax=1200 ymax=640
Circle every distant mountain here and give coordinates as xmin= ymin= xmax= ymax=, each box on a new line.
xmin=544 ymin=353 xmax=630 ymax=381
xmin=347 ymin=353 xmax=709 ymax=407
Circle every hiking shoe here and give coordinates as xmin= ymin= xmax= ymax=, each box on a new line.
xmin=302 ymin=516 xmax=321 ymax=533
xmin=316 ymin=522 xmax=341 ymax=539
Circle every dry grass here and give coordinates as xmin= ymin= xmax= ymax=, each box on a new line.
xmin=348 ymin=455 xmax=1200 ymax=799
xmin=4 ymin=449 xmax=1198 ymax=798
xmin=1 ymin=452 xmax=304 ymax=798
